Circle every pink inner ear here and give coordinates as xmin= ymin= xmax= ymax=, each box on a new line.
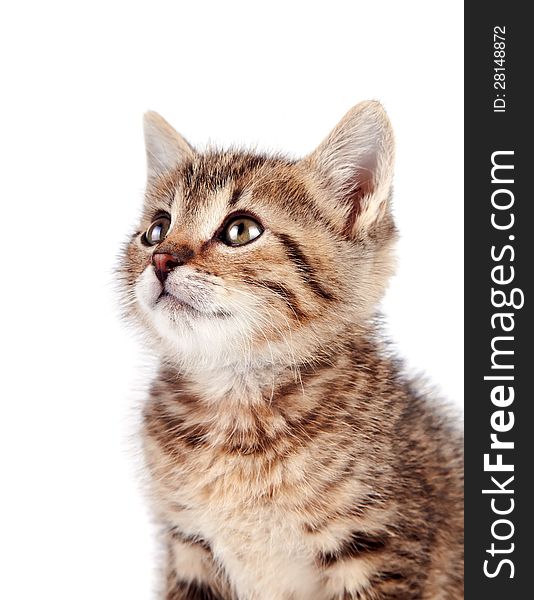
xmin=342 ymin=167 xmax=375 ymax=236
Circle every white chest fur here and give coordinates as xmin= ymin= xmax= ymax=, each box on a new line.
xmin=170 ymin=501 xmax=325 ymax=600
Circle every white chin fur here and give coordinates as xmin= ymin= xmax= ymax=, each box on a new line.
xmin=134 ymin=266 xmax=275 ymax=370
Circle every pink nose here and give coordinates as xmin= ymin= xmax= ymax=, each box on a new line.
xmin=152 ymin=253 xmax=181 ymax=283
xmin=152 ymin=247 xmax=194 ymax=283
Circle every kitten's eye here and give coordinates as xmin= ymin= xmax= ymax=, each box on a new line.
xmin=143 ymin=216 xmax=171 ymax=246
xmin=221 ymin=216 xmax=263 ymax=247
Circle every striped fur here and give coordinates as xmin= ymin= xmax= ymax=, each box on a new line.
xmin=118 ymin=103 xmax=463 ymax=599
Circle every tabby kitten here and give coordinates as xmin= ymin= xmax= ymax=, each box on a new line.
xmin=119 ymin=101 xmax=464 ymax=600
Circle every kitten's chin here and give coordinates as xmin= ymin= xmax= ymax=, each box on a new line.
xmin=153 ymin=292 xmax=232 ymax=321
xmin=147 ymin=307 xmax=256 ymax=371
xmin=156 ymin=291 xmax=207 ymax=317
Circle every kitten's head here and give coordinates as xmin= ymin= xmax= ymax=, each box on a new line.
xmin=119 ymin=101 xmax=397 ymax=371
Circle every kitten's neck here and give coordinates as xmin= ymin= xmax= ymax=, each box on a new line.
xmin=160 ymin=325 xmax=374 ymax=405
xmin=168 ymin=358 xmax=297 ymax=405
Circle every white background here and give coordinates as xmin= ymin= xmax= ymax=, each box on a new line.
xmin=0 ymin=2 xmax=463 ymax=598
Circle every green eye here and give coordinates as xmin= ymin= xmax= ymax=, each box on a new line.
xmin=143 ymin=216 xmax=171 ymax=246
xmin=221 ymin=216 xmax=263 ymax=247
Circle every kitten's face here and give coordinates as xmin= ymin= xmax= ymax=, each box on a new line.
xmin=119 ymin=103 xmax=397 ymax=369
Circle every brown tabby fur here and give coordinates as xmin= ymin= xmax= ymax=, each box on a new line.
xmin=118 ymin=102 xmax=464 ymax=599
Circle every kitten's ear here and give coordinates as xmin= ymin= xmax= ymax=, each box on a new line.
xmin=305 ymin=101 xmax=395 ymax=237
xmin=143 ymin=111 xmax=195 ymax=176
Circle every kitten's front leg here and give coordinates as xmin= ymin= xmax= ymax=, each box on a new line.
xmin=166 ymin=579 xmax=221 ymax=600
xmin=164 ymin=529 xmax=228 ymax=600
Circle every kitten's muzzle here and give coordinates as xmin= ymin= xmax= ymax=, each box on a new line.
xmin=152 ymin=248 xmax=194 ymax=283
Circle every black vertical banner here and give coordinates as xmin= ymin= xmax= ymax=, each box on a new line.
xmin=465 ymin=2 xmax=532 ymax=598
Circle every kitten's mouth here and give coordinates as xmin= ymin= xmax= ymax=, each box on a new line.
xmin=155 ymin=290 xmax=231 ymax=319
xmin=156 ymin=290 xmax=202 ymax=314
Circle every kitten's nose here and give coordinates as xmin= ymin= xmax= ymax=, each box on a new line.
xmin=152 ymin=246 xmax=195 ymax=283
xmin=152 ymin=253 xmax=181 ymax=283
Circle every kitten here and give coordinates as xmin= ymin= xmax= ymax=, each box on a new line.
xmin=119 ymin=101 xmax=464 ymax=600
